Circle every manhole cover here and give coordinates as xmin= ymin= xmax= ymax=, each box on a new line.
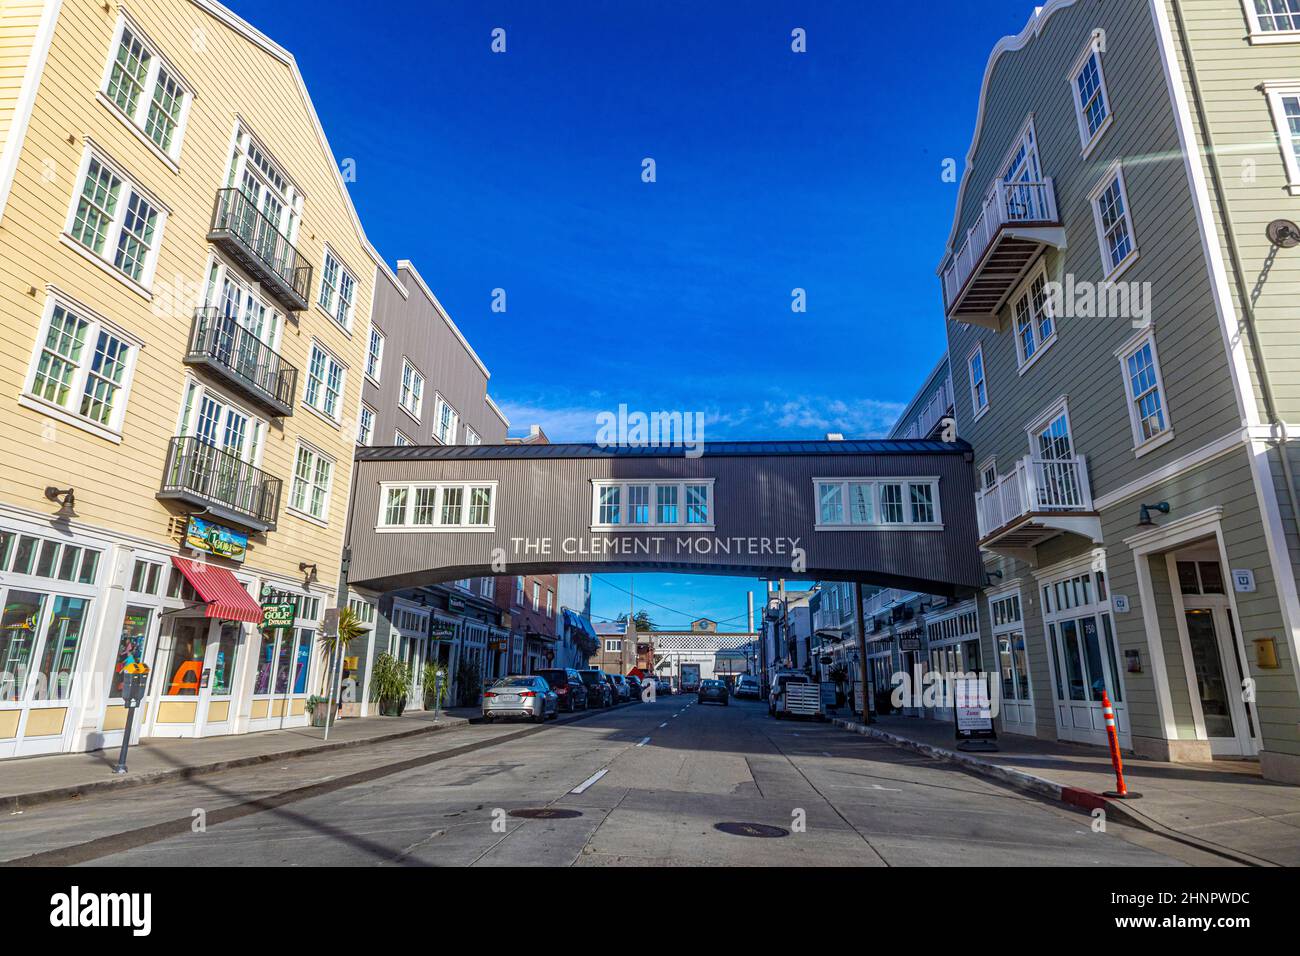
xmin=508 ymin=808 xmax=583 ymax=820
xmin=714 ymin=821 xmax=790 ymax=838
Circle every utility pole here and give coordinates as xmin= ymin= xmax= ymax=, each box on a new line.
xmin=854 ymin=582 xmax=872 ymax=723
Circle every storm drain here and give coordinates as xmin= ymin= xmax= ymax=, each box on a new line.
xmin=509 ymin=808 xmax=584 ymax=820
xmin=714 ymin=821 xmax=790 ymax=838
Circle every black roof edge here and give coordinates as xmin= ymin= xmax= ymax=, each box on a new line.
xmin=355 ymin=438 xmax=974 ymax=462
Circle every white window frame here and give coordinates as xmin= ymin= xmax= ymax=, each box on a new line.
xmin=605 ymin=639 xmax=622 ymax=653
xmin=317 ymin=245 xmax=358 ymax=331
xmin=203 ymin=254 xmax=284 ymax=351
xmin=1025 ymin=396 xmax=1076 ymax=460
xmin=978 ymin=456 xmax=999 ymax=491
xmin=62 ymin=144 xmax=169 ymax=294
xmin=589 ymin=479 xmax=716 ymax=531
xmin=365 ymin=325 xmax=385 ymax=382
xmin=399 ymin=359 xmax=424 ymax=422
xmin=304 ymin=339 xmax=346 ymax=424
xmin=97 ymin=14 xmax=194 ymax=166
xmin=1069 ymin=34 xmax=1113 ymax=157
xmin=813 ymin=477 xmax=944 ymax=531
xmin=1089 ymin=161 xmax=1139 ymax=280
xmin=1262 ymin=82 xmax=1300 ymax=194
xmin=1010 ymin=263 xmax=1057 ymax=373
xmin=174 ymin=376 xmax=266 ymax=467
xmin=357 ymin=403 xmax=376 ymax=446
xmin=376 ymin=481 xmax=499 ymax=533
xmin=967 ymin=343 xmax=989 ymax=421
xmin=433 ymin=394 xmax=459 ymax=444
xmin=465 ymin=426 xmax=481 ymax=446
xmin=1115 ymin=327 xmax=1174 ymax=457
xmin=20 ymin=288 xmax=143 ymax=443
xmin=393 ymin=430 xmax=413 ymax=447
xmin=1243 ymin=0 xmax=1300 ymax=43
xmin=288 ymin=441 xmax=335 ymax=524
xmin=224 ymin=121 xmax=304 ymax=244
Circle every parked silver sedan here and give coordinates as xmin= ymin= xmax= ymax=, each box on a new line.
xmin=482 ymin=675 xmax=559 ymax=723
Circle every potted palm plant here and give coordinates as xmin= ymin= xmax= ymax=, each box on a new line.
xmin=370 ymin=652 xmax=413 ymax=717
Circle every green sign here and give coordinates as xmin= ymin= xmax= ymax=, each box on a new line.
xmin=262 ymin=602 xmax=295 ymax=630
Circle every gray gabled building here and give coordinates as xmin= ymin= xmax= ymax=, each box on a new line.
xmin=933 ymin=0 xmax=1300 ymax=782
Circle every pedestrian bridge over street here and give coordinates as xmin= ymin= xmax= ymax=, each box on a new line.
xmin=343 ymin=439 xmax=984 ymax=596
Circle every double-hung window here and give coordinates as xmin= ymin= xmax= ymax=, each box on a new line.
xmin=591 ymin=480 xmax=714 ymax=530
xmin=465 ymin=426 xmax=481 ymax=446
xmin=967 ymin=344 xmax=989 ymax=418
xmin=1090 ymin=163 xmax=1138 ymax=277
xmin=318 ymin=248 xmax=357 ymax=330
xmin=1012 ymin=267 xmax=1055 ymax=370
xmin=1245 ymin=0 xmax=1300 ymax=38
xmin=1117 ymin=330 xmax=1172 ymax=453
xmin=101 ymin=18 xmax=192 ymax=161
xmin=434 ymin=395 xmax=459 ymax=443
xmin=1264 ymin=83 xmax=1300 ymax=192
xmin=400 ymin=360 xmax=424 ymax=420
xmin=379 ymin=482 xmax=497 ymax=531
xmin=365 ymin=327 xmax=384 ymax=381
xmin=1070 ymin=39 xmax=1112 ymax=154
xmin=815 ymin=478 xmax=942 ymax=530
xmin=357 ymin=404 xmax=375 ymax=446
xmin=290 ymin=443 xmax=334 ymax=521
xmin=23 ymin=294 xmax=140 ymax=438
xmin=304 ymin=342 xmax=345 ymax=422
xmin=394 ymin=430 xmax=412 ymax=447
xmin=66 ymin=150 xmax=167 ymax=288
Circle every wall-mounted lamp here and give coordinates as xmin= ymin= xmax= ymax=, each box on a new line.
xmin=984 ymin=569 xmax=1003 ymax=587
xmin=1137 ymin=501 xmax=1170 ymax=528
xmin=44 ymin=486 xmax=77 ymax=520
xmin=299 ymin=562 xmax=318 ymax=588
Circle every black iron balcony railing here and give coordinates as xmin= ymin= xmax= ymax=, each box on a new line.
xmin=184 ymin=308 xmax=297 ymax=417
xmin=207 ymin=188 xmax=312 ymax=312
xmin=158 ymin=436 xmax=282 ymax=532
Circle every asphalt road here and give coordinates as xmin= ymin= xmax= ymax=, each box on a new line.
xmin=0 ymin=695 xmax=1210 ymax=866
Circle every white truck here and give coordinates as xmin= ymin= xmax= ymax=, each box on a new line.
xmin=680 ymin=663 xmax=702 ymax=694
xmin=768 ymin=670 xmax=824 ymax=720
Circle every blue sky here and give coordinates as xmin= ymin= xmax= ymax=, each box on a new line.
xmin=224 ymin=0 xmax=1038 ymax=629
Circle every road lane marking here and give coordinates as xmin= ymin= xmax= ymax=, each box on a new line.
xmin=636 ymin=737 xmax=650 ymax=747
xmin=658 ymin=722 xmax=668 ymax=728
xmin=570 ymin=769 xmax=608 ymax=794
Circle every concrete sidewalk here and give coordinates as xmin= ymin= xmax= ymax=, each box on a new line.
xmin=832 ymin=713 xmax=1300 ymax=866
xmin=0 ymin=708 xmax=477 ymax=812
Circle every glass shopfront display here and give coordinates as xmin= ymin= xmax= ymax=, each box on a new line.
xmin=1043 ymin=565 xmax=1127 ymax=746
xmin=31 ymin=595 xmax=88 ymax=700
xmin=165 ymin=620 xmax=208 ymax=696
xmin=0 ymin=591 xmax=46 ymax=700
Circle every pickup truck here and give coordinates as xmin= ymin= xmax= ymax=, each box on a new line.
xmin=768 ymin=671 xmax=824 ymax=720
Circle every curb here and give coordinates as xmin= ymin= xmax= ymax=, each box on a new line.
xmin=2 ymin=716 xmax=471 ymax=813
xmin=832 ymin=717 xmax=1275 ymax=867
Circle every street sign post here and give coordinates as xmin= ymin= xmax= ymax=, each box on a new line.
xmin=112 ymin=661 xmax=151 ymax=774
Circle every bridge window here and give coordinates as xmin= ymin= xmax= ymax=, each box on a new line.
xmin=814 ymin=478 xmax=942 ymax=530
xmin=591 ymin=480 xmax=714 ymax=530
xmin=378 ymin=482 xmax=497 ymax=531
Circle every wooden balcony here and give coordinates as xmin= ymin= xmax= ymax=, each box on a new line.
xmin=941 ymin=179 xmax=1065 ymax=327
xmin=975 ymin=455 xmax=1102 ymax=557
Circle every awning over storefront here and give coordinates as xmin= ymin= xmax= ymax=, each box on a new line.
xmin=170 ymin=556 xmax=264 ymax=623
xmin=561 ymin=608 xmax=597 ymax=641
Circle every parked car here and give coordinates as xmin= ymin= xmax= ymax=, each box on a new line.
xmin=625 ymin=675 xmax=644 ymax=700
xmin=609 ymin=673 xmax=632 ymax=702
xmin=482 ymin=675 xmax=558 ymax=723
xmin=734 ymin=674 xmax=762 ymax=699
xmin=535 ymin=667 xmax=588 ymax=712
xmin=697 ymin=679 xmax=729 ymax=706
xmin=655 ymin=678 xmax=673 ymax=696
xmin=579 ymin=669 xmax=614 ymax=707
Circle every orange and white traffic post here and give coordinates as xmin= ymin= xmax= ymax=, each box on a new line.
xmin=1101 ymin=689 xmax=1141 ymax=799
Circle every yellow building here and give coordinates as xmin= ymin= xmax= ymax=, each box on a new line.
xmin=0 ymin=0 xmax=387 ymax=757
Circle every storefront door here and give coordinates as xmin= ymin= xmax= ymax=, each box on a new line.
xmin=1042 ymin=566 xmax=1129 ymax=747
xmin=149 ymin=617 xmax=215 ymax=737
xmin=403 ymin=634 xmax=426 ymax=710
xmin=1182 ymin=603 xmax=1258 ymax=757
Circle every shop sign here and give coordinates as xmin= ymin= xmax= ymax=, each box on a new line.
xmin=431 ymin=621 xmax=456 ymax=641
xmin=185 ymin=516 xmax=248 ymax=563
xmin=262 ymin=602 xmax=295 ymax=631
xmin=953 ymin=676 xmax=996 ymax=743
xmin=448 ymin=597 xmax=466 ymax=612
xmin=1232 ymin=569 xmax=1256 ymax=593
xmin=898 ymin=633 xmax=921 ymax=651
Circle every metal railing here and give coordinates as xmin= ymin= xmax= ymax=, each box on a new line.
xmin=160 ymin=436 xmax=282 ymax=530
xmin=187 ymin=308 xmax=297 ymax=414
xmin=208 ymin=188 xmax=312 ymax=308
xmin=896 ymin=376 xmax=954 ymax=440
xmin=942 ymin=178 xmax=1059 ymax=310
xmin=975 ymin=455 xmax=1093 ymax=539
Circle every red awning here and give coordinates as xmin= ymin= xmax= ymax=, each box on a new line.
xmin=170 ymin=557 xmax=265 ymax=624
